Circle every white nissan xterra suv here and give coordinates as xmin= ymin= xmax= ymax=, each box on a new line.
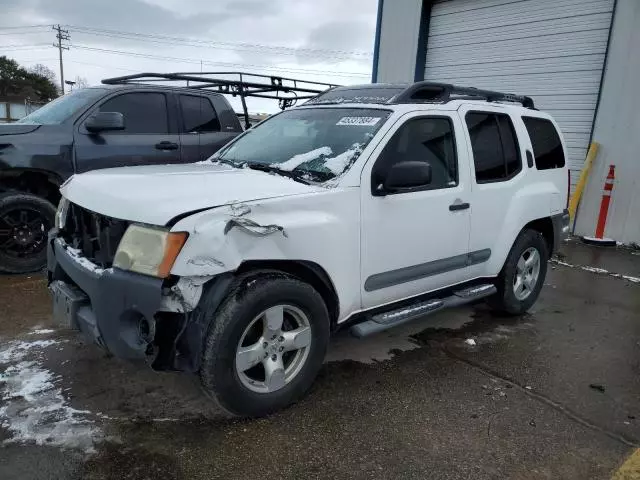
xmin=48 ymin=82 xmax=570 ymax=417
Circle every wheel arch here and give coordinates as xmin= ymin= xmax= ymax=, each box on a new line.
xmin=522 ymin=216 xmax=554 ymax=255
xmin=235 ymin=260 xmax=340 ymax=328
xmin=0 ymin=168 xmax=63 ymax=206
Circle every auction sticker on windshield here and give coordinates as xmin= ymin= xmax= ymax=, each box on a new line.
xmin=336 ymin=117 xmax=381 ymax=126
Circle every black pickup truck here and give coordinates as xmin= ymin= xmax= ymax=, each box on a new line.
xmin=0 ymin=84 xmax=243 ymax=273
xmin=0 ymin=72 xmax=336 ymax=273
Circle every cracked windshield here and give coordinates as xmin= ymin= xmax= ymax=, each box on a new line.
xmin=1 ymin=0 xmax=639 ymax=479
xmin=216 ymin=108 xmax=390 ymax=182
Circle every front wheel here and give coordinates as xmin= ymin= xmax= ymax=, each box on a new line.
xmin=198 ymin=272 xmax=330 ymax=417
xmin=489 ymin=229 xmax=549 ymax=315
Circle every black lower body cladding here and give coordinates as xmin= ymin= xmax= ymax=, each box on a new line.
xmin=47 ymin=231 xmax=163 ymax=360
xmin=551 ymin=209 xmax=571 ymax=251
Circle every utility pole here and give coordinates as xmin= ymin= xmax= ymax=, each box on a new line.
xmin=52 ymin=25 xmax=70 ymax=94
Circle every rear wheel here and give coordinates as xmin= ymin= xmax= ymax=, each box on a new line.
xmin=489 ymin=229 xmax=548 ymax=315
xmin=198 ymin=272 xmax=330 ymax=417
xmin=0 ymin=192 xmax=56 ymax=274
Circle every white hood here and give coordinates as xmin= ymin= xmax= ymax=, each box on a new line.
xmin=61 ymin=163 xmax=324 ymax=225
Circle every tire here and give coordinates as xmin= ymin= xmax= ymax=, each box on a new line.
xmin=0 ymin=192 xmax=56 ymax=274
xmin=198 ymin=271 xmax=330 ymax=417
xmin=489 ymin=229 xmax=549 ymax=315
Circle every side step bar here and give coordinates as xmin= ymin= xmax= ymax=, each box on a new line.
xmin=350 ymin=284 xmax=496 ymax=338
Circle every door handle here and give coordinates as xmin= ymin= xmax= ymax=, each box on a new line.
xmin=155 ymin=141 xmax=179 ymax=151
xmin=526 ymin=151 xmax=534 ymax=168
xmin=449 ymin=202 xmax=470 ymax=211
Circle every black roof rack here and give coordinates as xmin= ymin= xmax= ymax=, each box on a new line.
xmin=392 ymin=82 xmax=535 ymax=109
xmin=101 ymin=72 xmax=339 ymax=129
xmin=304 ymin=81 xmax=535 ymax=109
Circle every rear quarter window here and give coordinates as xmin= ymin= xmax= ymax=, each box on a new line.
xmin=522 ymin=117 xmax=565 ymax=170
xmin=465 ymin=111 xmax=521 ymax=183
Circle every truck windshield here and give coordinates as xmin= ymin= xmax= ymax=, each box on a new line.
xmin=215 ymin=107 xmax=391 ymax=181
xmin=17 ymin=88 xmax=107 ymax=125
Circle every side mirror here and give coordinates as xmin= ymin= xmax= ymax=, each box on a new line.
xmin=85 ymin=111 xmax=125 ymax=133
xmin=382 ymin=161 xmax=432 ymax=193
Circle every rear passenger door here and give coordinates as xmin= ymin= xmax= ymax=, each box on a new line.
xmin=178 ymin=94 xmax=238 ymax=162
xmin=458 ymin=106 xmax=526 ymax=278
xmin=74 ymin=91 xmax=182 ymax=173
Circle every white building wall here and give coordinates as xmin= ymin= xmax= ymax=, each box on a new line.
xmin=422 ymin=0 xmax=614 ymax=193
xmin=372 ymin=0 xmax=638 ymax=244
xmin=574 ymin=0 xmax=640 ymax=244
xmin=373 ymin=0 xmax=423 ymax=84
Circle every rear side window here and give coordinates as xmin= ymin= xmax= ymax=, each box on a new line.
xmin=522 ymin=117 xmax=565 ymax=169
xmin=179 ymin=95 xmax=220 ymax=133
xmin=99 ymin=93 xmax=168 ymax=134
xmin=466 ymin=112 xmax=521 ymax=183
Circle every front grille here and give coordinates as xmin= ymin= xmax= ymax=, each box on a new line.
xmin=61 ymin=203 xmax=129 ymax=268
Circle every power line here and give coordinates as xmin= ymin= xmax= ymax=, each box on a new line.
xmin=67 ymin=59 xmax=140 ymax=73
xmin=0 ymin=30 xmax=50 ymax=36
xmin=0 ymin=24 xmax=49 ymax=30
xmin=70 ymin=44 xmax=369 ymax=78
xmin=15 ymin=57 xmax=59 ymax=63
xmin=3 ymin=43 xmax=50 ymax=48
xmin=2 ymin=45 xmax=51 ymax=51
xmin=65 ymin=25 xmax=372 ymax=59
xmin=3 ymin=23 xmax=373 ymax=59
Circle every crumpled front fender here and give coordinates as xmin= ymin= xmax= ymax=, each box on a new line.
xmin=166 ymin=190 xmax=362 ymax=321
xmin=169 ymin=202 xmax=294 ymax=277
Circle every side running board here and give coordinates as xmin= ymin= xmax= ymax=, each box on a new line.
xmin=350 ymin=284 xmax=496 ymax=338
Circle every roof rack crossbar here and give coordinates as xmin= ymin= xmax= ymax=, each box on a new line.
xmin=392 ymin=81 xmax=535 ymax=109
xmin=101 ymin=71 xmax=339 ymax=129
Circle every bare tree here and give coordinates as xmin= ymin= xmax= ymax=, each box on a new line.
xmin=73 ymin=76 xmax=89 ymax=89
xmin=29 ymin=64 xmax=57 ymax=84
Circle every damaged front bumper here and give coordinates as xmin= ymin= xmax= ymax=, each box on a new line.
xmin=46 ymin=232 xmax=232 ymax=371
xmin=47 ymin=234 xmax=163 ymax=360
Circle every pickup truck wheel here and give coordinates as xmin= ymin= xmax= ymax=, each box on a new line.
xmin=199 ymin=273 xmax=330 ymax=417
xmin=489 ymin=229 xmax=548 ymax=315
xmin=0 ymin=192 xmax=56 ymax=274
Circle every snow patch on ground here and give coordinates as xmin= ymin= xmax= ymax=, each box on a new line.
xmin=0 ymin=340 xmax=57 ymax=364
xmin=29 ymin=329 xmax=55 ymax=336
xmin=460 ymin=323 xmax=534 ymax=348
xmin=277 ymin=146 xmax=333 ymax=171
xmin=0 ymin=340 xmax=101 ymax=453
xmin=550 ymin=259 xmax=640 ymax=283
xmin=580 ymin=266 xmax=609 ymax=274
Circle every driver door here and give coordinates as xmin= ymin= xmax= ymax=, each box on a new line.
xmin=360 ymin=111 xmax=473 ymax=309
xmin=74 ymin=91 xmax=182 ymax=173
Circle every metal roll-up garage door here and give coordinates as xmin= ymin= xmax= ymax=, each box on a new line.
xmin=423 ymin=0 xmax=615 ymax=189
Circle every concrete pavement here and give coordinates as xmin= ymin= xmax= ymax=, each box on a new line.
xmin=0 ymin=242 xmax=638 ymax=479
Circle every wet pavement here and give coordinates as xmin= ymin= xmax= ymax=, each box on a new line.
xmin=0 ymin=241 xmax=639 ymax=479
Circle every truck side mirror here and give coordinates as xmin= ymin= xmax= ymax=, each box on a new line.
xmin=85 ymin=112 xmax=125 ymax=133
xmin=382 ymin=161 xmax=432 ymax=193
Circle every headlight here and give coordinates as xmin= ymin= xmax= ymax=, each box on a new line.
xmin=113 ymin=225 xmax=187 ymax=278
xmin=55 ymin=197 xmax=70 ymax=229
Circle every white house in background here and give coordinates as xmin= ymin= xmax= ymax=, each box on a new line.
xmin=372 ymin=0 xmax=640 ymax=245
xmin=0 ymin=97 xmax=42 ymax=123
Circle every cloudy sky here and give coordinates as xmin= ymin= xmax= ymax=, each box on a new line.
xmin=2 ymin=0 xmax=376 ymax=112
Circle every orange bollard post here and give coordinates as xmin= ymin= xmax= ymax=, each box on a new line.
xmin=582 ymin=165 xmax=616 ymax=246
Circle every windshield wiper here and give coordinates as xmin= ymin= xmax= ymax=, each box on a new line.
xmin=211 ymin=157 xmax=243 ymax=168
xmin=246 ymin=162 xmax=311 ymax=185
